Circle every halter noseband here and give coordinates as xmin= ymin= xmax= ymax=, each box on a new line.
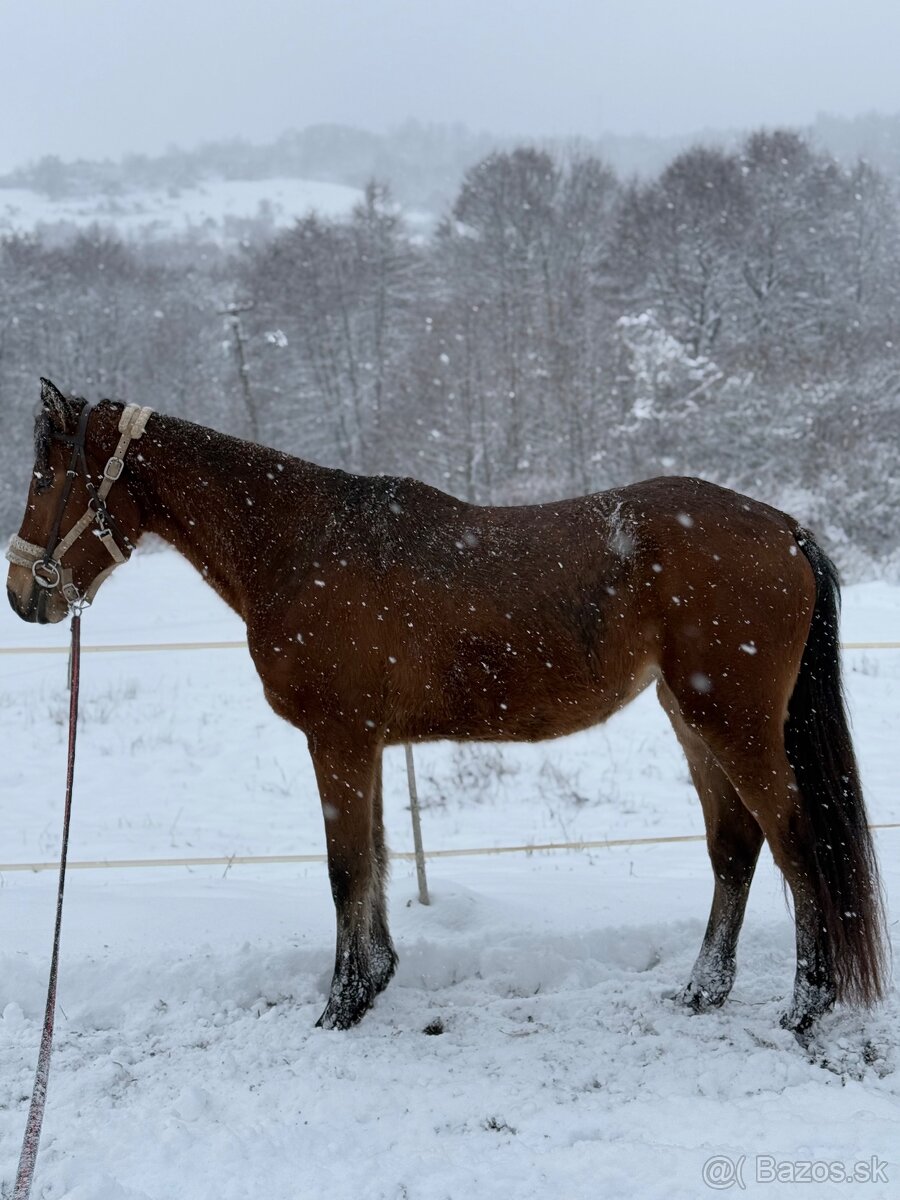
xmin=6 ymin=402 xmax=154 ymax=608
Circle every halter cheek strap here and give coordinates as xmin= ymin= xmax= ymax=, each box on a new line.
xmin=6 ymin=403 xmax=154 ymax=606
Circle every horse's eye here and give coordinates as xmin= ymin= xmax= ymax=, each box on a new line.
xmin=34 ymin=470 xmax=54 ymax=494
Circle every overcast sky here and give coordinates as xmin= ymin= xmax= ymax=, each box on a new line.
xmin=3 ymin=0 xmax=900 ymax=172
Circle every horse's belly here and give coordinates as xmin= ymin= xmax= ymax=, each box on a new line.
xmin=396 ymin=653 xmax=657 ymax=744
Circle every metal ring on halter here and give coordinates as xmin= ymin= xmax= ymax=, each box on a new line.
xmin=32 ymin=558 xmax=61 ymax=589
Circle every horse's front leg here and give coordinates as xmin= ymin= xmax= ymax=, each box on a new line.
xmin=310 ymin=729 xmax=397 ymax=1030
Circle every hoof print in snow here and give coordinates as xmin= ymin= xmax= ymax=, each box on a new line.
xmin=483 ymin=1116 xmax=517 ymax=1135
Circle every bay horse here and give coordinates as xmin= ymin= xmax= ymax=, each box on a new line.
xmin=6 ymin=380 xmax=887 ymax=1034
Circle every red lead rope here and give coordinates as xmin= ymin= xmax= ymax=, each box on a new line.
xmin=14 ymin=612 xmax=82 ymax=1200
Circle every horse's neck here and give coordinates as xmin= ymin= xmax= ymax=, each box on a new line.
xmin=136 ymin=414 xmax=332 ymax=617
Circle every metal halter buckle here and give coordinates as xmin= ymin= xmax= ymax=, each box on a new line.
xmin=104 ymin=456 xmax=125 ymax=481
xmin=61 ymin=580 xmax=83 ymax=606
xmin=32 ymin=558 xmax=61 ymax=589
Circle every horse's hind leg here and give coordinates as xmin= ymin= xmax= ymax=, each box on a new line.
xmin=664 ymin=684 xmax=839 ymax=1032
xmin=659 ymin=683 xmax=764 ymax=1010
xmin=717 ymin=741 xmax=837 ymax=1033
xmin=310 ymin=729 xmax=395 ymax=1030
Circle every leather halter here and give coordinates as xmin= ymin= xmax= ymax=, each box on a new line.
xmin=6 ymin=401 xmax=154 ymax=608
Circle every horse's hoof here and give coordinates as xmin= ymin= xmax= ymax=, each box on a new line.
xmin=315 ymin=1006 xmax=357 ymax=1031
xmin=675 ymin=981 xmax=729 ymax=1013
xmin=371 ymin=944 xmax=398 ymax=997
xmin=779 ymin=1007 xmax=816 ymax=1041
xmin=315 ymin=972 xmax=377 ymax=1030
xmin=780 ymin=979 xmax=834 ymax=1041
xmin=780 ymin=1016 xmax=816 ymax=1049
xmin=315 ymin=999 xmax=369 ymax=1030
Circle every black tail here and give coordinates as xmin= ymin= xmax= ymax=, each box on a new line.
xmin=785 ymin=531 xmax=888 ymax=1006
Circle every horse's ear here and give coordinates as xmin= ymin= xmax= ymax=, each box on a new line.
xmin=39 ymin=378 xmax=77 ymax=431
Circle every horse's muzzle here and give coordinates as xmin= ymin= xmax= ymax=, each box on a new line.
xmin=7 ymin=581 xmax=59 ymax=624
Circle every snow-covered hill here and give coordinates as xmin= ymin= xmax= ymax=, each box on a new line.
xmin=0 ymin=177 xmax=364 ymax=243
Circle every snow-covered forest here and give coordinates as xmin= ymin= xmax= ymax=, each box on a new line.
xmin=2 ymin=126 xmax=899 ymax=573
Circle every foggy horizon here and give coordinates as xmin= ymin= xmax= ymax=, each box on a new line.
xmin=4 ymin=0 xmax=900 ymax=174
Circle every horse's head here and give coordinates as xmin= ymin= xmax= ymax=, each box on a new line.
xmin=6 ymin=379 xmax=152 ymax=624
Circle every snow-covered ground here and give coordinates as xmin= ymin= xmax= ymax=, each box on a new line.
xmin=1 ymin=548 xmax=899 ymax=1199
xmin=0 ymin=178 xmax=363 ymax=243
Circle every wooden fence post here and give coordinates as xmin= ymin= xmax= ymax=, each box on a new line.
xmin=404 ymin=743 xmax=430 ymax=905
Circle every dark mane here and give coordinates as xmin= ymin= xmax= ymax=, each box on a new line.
xmin=32 ymin=408 xmax=53 ymax=481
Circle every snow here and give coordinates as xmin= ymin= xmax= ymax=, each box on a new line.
xmin=0 ymin=178 xmax=363 ymax=243
xmin=1 ymin=546 xmax=899 ymax=1198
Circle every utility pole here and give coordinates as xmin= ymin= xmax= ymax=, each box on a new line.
xmin=220 ymin=300 xmax=259 ymax=442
